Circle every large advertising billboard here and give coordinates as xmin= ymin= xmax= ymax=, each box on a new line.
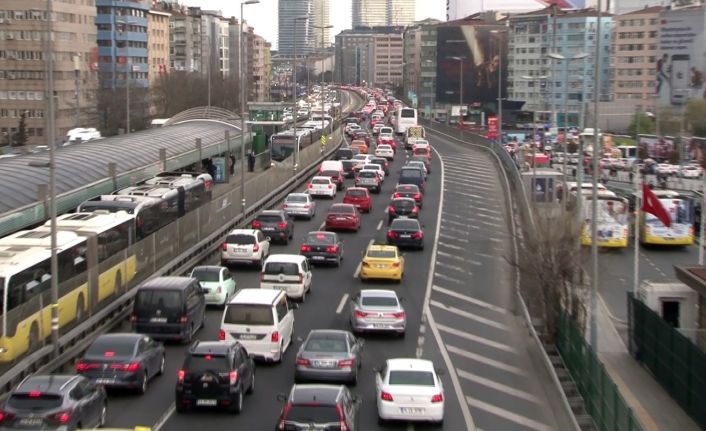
xmin=435 ymin=24 xmax=508 ymax=107
xmin=656 ymin=9 xmax=706 ymax=107
xmin=639 ymin=135 xmax=676 ymax=160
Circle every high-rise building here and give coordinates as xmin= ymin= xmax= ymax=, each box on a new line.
xmin=279 ymin=0 xmax=330 ymax=56
xmin=335 ymin=27 xmax=404 ymax=86
xmin=446 ymin=0 xmax=588 ymax=21
xmin=0 ymin=1 xmax=98 ymax=146
xmin=169 ymin=7 xmax=204 ymax=73
xmin=313 ymin=0 xmax=331 ymax=49
xmin=352 ymin=0 xmax=416 ymax=28
xmin=148 ymin=8 xmax=171 ymax=87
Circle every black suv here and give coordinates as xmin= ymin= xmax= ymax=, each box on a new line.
xmin=252 ymin=210 xmax=294 ymax=244
xmin=0 ymin=375 xmax=107 ymax=430
xmin=276 ymin=384 xmax=360 ymax=430
xmin=175 ymin=341 xmax=255 ymax=414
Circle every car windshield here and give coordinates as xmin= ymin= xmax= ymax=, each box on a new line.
xmin=322 ymin=170 xmax=340 ymax=177
xmin=305 ymin=335 xmax=348 ymax=352
xmin=391 ymin=220 xmax=420 ymax=230
xmin=388 ymin=370 xmax=435 ymax=386
xmin=223 ymin=304 xmax=274 ymax=325
xmin=8 ymin=393 xmax=63 ymax=410
xmin=186 ymin=354 xmax=230 ymax=373
xmin=264 ymin=262 xmax=300 ymax=275
xmin=191 ymin=268 xmax=221 ymax=282
xmin=397 ymin=185 xmax=419 ymax=193
xmin=86 ymin=337 xmax=136 ymax=358
xmin=359 ymin=171 xmax=376 ymax=178
xmin=347 ymin=189 xmax=367 ymax=197
xmin=393 ymin=200 xmax=415 ymax=209
xmin=312 ymin=178 xmax=330 ymax=185
xmin=330 ymin=205 xmax=354 ymax=214
xmin=362 ymin=296 xmax=398 ymax=307
xmin=286 ymin=405 xmax=340 ymax=423
xmin=287 ymin=195 xmax=308 ymax=203
xmin=306 ymin=232 xmax=335 ymax=245
xmin=226 ymin=234 xmax=256 ymax=244
xmin=367 ymin=249 xmax=396 ymax=259
xmin=135 ymin=290 xmax=181 ymax=312
xmin=256 ymin=214 xmax=282 ymax=223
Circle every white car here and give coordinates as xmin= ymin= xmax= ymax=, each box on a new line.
xmin=221 ymin=228 xmax=271 ymax=268
xmin=680 ymin=165 xmax=703 ymax=178
xmin=361 ymin=164 xmax=386 ymax=181
xmin=307 ymin=176 xmax=337 ymax=198
xmin=260 ymin=254 xmax=313 ymax=301
xmin=376 ymin=358 xmax=444 ymax=425
xmin=375 ymin=144 xmax=395 ymax=159
xmin=412 ymin=140 xmax=429 ymax=150
xmin=190 ymin=265 xmax=237 ymax=306
xmin=656 ymin=163 xmax=676 ymax=175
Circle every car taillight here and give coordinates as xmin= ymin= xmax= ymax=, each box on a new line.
xmin=222 ymin=242 xmax=228 ymax=251
xmin=271 ymin=331 xmax=279 ymax=342
xmin=303 ymin=204 xmax=310 ymax=209
xmin=46 ymin=411 xmax=71 ymax=425
xmin=180 ymin=315 xmax=188 ymax=324
xmin=296 ymin=356 xmax=310 ymax=366
xmin=392 ymin=311 xmax=405 ymax=319
xmin=252 ymin=220 xmax=261 ymax=229
xmin=325 ymin=246 xmax=338 ymax=253
xmin=362 ymin=261 xmax=370 ymax=267
xmin=412 ymin=206 xmax=419 ymax=213
xmin=328 ymin=184 xmax=333 ymax=189
xmin=76 ymin=362 xmax=99 ymax=372
xmin=229 ymin=370 xmax=238 ymax=385
xmin=393 ymin=192 xmax=401 ymax=198
xmin=177 ymin=369 xmax=185 ymax=382
xmin=381 ymin=391 xmax=394 ymax=401
xmin=278 ymin=403 xmax=293 ymax=429
xmin=283 ymin=203 xmax=288 ymax=209
xmin=110 ymin=362 xmax=140 ymax=372
xmin=411 ymin=231 xmax=423 ymax=239
xmin=301 ymin=245 xmax=312 ymax=253
xmin=391 ymin=262 xmax=400 ymax=268
xmin=298 ymin=274 xmax=303 ymax=283
xmin=413 ymin=193 xmax=421 ymax=200
xmin=308 ymin=183 xmax=314 ymax=189
xmin=388 ymin=206 xmax=395 ymax=213
xmin=387 ymin=231 xmax=399 ymax=239
xmin=431 ymin=393 xmax=444 ymax=403
xmin=337 ymin=359 xmax=354 ymax=368
xmin=355 ymin=310 xmax=369 ymax=318
xmin=0 ymin=410 xmax=14 ymax=423
xmin=278 ymin=221 xmax=288 ymax=229
xmin=253 ymin=243 xmax=260 ymax=252
xmin=219 ymin=329 xmax=226 ymax=341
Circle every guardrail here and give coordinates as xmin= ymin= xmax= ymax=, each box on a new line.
xmin=0 ymin=91 xmax=363 ymax=397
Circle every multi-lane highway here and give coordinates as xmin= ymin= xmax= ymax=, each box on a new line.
xmin=93 ymin=122 xmax=572 ymax=430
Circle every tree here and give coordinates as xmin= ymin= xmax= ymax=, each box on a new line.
xmin=13 ymin=111 xmax=28 ymax=147
xmin=685 ymin=99 xmax=706 ymax=137
xmin=657 ymin=107 xmax=682 ymax=137
xmin=628 ymin=111 xmax=655 ymax=136
xmin=151 ymin=71 xmax=242 ymax=118
xmin=97 ymin=85 xmax=150 ymax=136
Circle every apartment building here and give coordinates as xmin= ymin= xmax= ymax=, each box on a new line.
xmin=0 ymin=0 xmax=98 ymax=146
xmin=148 ymin=8 xmax=171 ymax=86
xmin=169 ymin=7 xmax=203 ymax=73
xmin=335 ymin=27 xmax=403 ymax=87
xmin=610 ymin=6 xmax=662 ymax=112
xmin=251 ymin=33 xmax=272 ymax=101
xmin=403 ymin=19 xmax=440 ymax=112
xmin=201 ymin=10 xmax=230 ymax=77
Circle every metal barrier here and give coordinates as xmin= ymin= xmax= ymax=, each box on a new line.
xmin=559 ymin=312 xmax=642 ymax=431
xmin=628 ymin=293 xmax=706 ymax=429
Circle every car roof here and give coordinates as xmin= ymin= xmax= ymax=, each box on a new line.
xmin=260 ymin=210 xmax=284 ymax=215
xmin=386 ymin=358 xmax=435 ymax=372
xmin=360 ymin=289 xmax=398 ymax=298
xmin=312 ymin=176 xmax=332 ymax=181
xmin=396 ymin=184 xmax=419 ymax=190
xmin=390 ymin=218 xmax=420 ymax=227
xmin=290 ymin=384 xmax=343 ymax=404
xmin=266 ymin=253 xmax=306 ymax=263
xmin=345 ymin=187 xmax=368 ymax=192
xmin=139 ymin=276 xmax=195 ymax=290
xmin=392 ymin=197 xmax=416 ymax=203
xmin=287 ymin=193 xmax=309 ymax=198
xmin=94 ymin=333 xmax=144 ymax=344
xmin=366 ymin=244 xmax=398 ymax=253
xmin=229 ymin=288 xmax=283 ymax=305
xmin=330 ymin=203 xmax=356 ymax=210
xmin=227 ymin=228 xmax=259 ymax=236
xmin=307 ymin=329 xmax=349 ymax=339
xmin=17 ymin=375 xmax=80 ymax=394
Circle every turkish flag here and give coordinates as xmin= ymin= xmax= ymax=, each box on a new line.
xmin=641 ymin=183 xmax=671 ymax=228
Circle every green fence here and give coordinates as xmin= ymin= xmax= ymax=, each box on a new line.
xmin=628 ymin=293 xmax=706 ymax=429
xmin=558 ymin=312 xmax=642 ymax=431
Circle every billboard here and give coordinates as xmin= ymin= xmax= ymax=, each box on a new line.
xmin=639 ymin=135 xmax=676 ymax=160
xmin=435 ymin=24 xmax=508 ymax=107
xmin=656 ymin=9 xmax=706 ymax=107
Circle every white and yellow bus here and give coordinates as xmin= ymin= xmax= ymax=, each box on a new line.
xmin=637 ymin=190 xmax=695 ymax=246
xmin=580 ymin=190 xmax=630 ymax=248
xmin=0 ymin=211 xmax=136 ymax=362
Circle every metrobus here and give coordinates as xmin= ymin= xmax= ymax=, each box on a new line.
xmin=78 ymin=195 xmax=166 ymax=239
xmin=0 ymin=211 xmax=136 ymax=362
xmin=394 ymin=107 xmax=418 ymax=135
xmin=579 ymin=190 xmax=630 ymax=248
xmin=636 ymin=190 xmax=695 ymax=246
xmin=269 ymin=129 xmax=318 ymax=162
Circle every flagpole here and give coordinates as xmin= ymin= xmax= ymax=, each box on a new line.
xmin=632 ymin=168 xmax=641 ymax=294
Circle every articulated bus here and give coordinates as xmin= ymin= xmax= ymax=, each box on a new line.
xmin=0 ymin=212 xmax=136 ymax=362
xmin=579 ymin=190 xmax=630 ymax=248
xmin=636 ymin=190 xmax=695 ymax=246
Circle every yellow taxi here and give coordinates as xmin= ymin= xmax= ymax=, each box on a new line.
xmin=360 ymin=244 xmax=404 ymax=282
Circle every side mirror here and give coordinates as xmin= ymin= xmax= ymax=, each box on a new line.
xmin=276 ymin=393 xmax=288 ymax=402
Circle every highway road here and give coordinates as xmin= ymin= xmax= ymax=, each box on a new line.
xmin=93 ymin=122 xmax=572 ymax=430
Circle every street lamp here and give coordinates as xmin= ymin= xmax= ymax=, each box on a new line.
xmin=292 ymin=15 xmax=308 ymax=171
xmin=446 ymin=56 xmax=465 ymax=127
xmin=547 ymin=52 xmax=588 ymax=149
xmin=240 ymin=0 xmax=259 ymax=211
xmin=491 ymin=28 xmax=508 ymax=144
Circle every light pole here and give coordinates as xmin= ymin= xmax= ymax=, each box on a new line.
xmin=240 ymin=0 xmax=259 ymax=211
xmin=313 ymin=23 xmax=334 ymax=147
xmin=547 ymin=52 xmax=588 ymax=157
xmin=292 ymin=15 xmax=308 ymax=172
xmin=521 ymin=75 xmax=549 ymax=148
xmin=73 ymin=54 xmax=81 ymax=127
xmin=491 ymin=28 xmax=508 ymax=144
xmin=205 ymin=34 xmax=212 ymax=108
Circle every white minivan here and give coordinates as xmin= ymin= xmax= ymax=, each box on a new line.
xmin=219 ymin=289 xmax=295 ymax=363
xmin=260 ymin=254 xmax=313 ymax=301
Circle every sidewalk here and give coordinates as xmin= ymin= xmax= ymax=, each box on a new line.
xmin=595 ymin=298 xmax=700 ymax=431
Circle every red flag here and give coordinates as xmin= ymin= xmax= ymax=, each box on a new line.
xmin=641 ymin=183 xmax=672 ymax=227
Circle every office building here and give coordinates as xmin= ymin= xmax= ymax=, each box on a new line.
xmin=352 ymin=0 xmax=416 ymax=28
xmin=0 ymin=1 xmax=98 ymax=146
xmin=169 ymin=7 xmax=203 ymax=73
xmin=279 ymin=0 xmax=330 ymax=56
xmin=148 ymin=8 xmax=171 ymax=86
xmin=335 ymin=27 xmax=404 ymax=87
xmin=403 ymin=19 xmax=441 ymax=111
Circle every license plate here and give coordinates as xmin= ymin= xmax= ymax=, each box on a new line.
xmin=239 ymin=334 xmax=257 ymax=340
xmin=19 ymin=418 xmax=43 ymax=426
xmin=400 ymin=234 xmax=411 ymax=238
xmin=262 ymin=227 xmax=275 ymax=231
xmin=373 ymin=324 xmax=389 ymax=328
xmin=314 ymin=360 xmax=335 ymax=367
xmin=196 ymin=399 xmax=218 ymax=406
xmin=336 ymin=217 xmax=346 ymax=220
xmin=312 ymin=256 xmax=325 ymax=260
xmin=376 ymin=264 xmax=386 ymax=268
xmin=150 ymin=317 xmax=167 ymax=323
xmin=96 ymin=378 xmax=116 ymax=384
xmin=400 ymin=407 xmax=425 ymax=414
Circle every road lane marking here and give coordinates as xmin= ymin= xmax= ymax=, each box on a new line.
xmin=466 ymin=396 xmax=553 ymax=431
xmin=436 ymin=250 xmax=468 ymax=262
xmin=431 ymin=300 xmax=509 ymax=331
xmin=336 ymin=293 xmax=349 ymax=314
xmin=435 ymin=260 xmax=470 ymax=273
xmin=421 ymin=147 xmax=476 ymax=430
xmin=458 ymin=368 xmax=542 ymax=403
xmin=434 ymin=271 xmax=468 ymax=284
xmin=432 ymin=285 xmax=508 ymax=314
xmin=319 ymin=221 xmax=325 ymax=230
xmin=353 ymin=263 xmax=362 ymax=278
xmin=437 ymin=241 xmax=465 ymax=251
xmin=446 ymin=344 xmax=525 ymax=376
xmin=437 ymin=323 xmax=517 ymax=353
xmin=440 ymin=218 xmax=472 ymax=228
xmin=152 ymin=403 xmax=175 ymax=431
xmin=376 ymin=220 xmax=383 ymax=231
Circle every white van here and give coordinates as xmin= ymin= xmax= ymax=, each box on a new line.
xmin=219 ymin=289 xmax=295 ymax=363
xmin=260 ymin=254 xmax=313 ymax=301
xmin=319 ymin=160 xmax=344 ymax=174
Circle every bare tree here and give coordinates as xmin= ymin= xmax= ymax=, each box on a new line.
xmin=151 ymin=71 xmax=242 ymax=118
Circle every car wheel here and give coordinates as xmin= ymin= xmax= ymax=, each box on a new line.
xmin=378 ymin=416 xmax=387 ymax=426
xmin=398 ymin=330 xmax=406 ymax=338
xmin=138 ymin=373 xmax=147 ymax=394
xmin=247 ymin=371 xmax=255 ymax=394
xmin=182 ymin=323 xmax=193 ymax=345
xmin=230 ymin=388 xmax=243 ymax=414
xmin=158 ymin=354 xmax=165 ymax=375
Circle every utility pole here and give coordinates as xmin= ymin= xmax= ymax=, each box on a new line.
xmin=47 ymin=0 xmax=59 ymax=359
xmin=590 ymin=0 xmax=603 ymax=350
xmin=240 ymin=1 xmax=259 ymax=209
xmin=73 ymin=55 xmax=80 ymax=127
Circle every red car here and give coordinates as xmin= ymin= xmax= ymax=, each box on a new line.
xmin=325 ymin=203 xmax=361 ymax=231
xmin=393 ymin=184 xmax=423 ymax=207
xmin=378 ymin=135 xmax=397 ymax=152
xmin=352 ymin=130 xmax=371 ymax=145
xmin=343 ymin=187 xmax=373 ymax=213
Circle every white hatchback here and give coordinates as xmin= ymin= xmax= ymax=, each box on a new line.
xmin=260 ymin=254 xmax=313 ymax=301
xmin=307 ymin=176 xmax=337 ymax=198
xmin=375 ymin=144 xmax=395 ymax=160
xmin=376 ymin=358 xmax=444 ymax=425
xmin=361 ymin=164 xmax=386 ymax=181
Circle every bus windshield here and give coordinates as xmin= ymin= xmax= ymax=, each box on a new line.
xmin=270 ymin=136 xmax=294 ymax=161
xmin=645 ymin=198 xmax=694 ymax=225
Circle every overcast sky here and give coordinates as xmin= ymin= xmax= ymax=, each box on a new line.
xmin=186 ymin=0 xmax=447 ymax=50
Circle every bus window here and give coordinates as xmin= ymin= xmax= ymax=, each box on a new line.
xmin=97 ymin=221 xmax=132 ymax=262
xmin=7 ymin=262 xmax=52 ymax=311
xmin=58 ymin=243 xmax=87 ymax=284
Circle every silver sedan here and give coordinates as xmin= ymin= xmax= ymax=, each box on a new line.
xmin=283 ymin=192 xmax=316 ymax=219
xmin=349 ymin=289 xmax=406 ymax=336
xmin=294 ymin=330 xmax=363 ymax=385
